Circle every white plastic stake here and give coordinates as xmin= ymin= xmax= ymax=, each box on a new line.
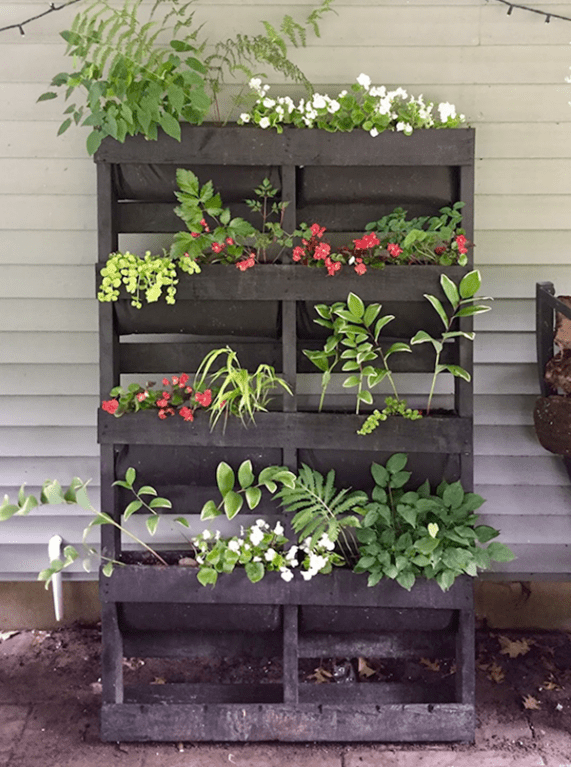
xmin=48 ymin=534 xmax=64 ymax=622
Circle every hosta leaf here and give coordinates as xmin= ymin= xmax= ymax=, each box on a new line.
xmin=440 ymin=273 xmax=460 ymax=309
xmin=238 ymin=460 xmax=254 ymax=489
xmin=486 ymin=541 xmax=516 ymax=562
xmin=245 ymin=486 xmax=262 ymax=510
xmin=216 ymin=462 xmax=235 ymax=496
xmin=459 ymin=269 xmax=481 ymax=299
xmin=424 ymin=294 xmax=449 ymax=328
xmin=146 ymin=515 xmax=160 ymax=536
xmin=347 ymin=292 xmax=365 ymax=319
xmin=200 ymin=500 xmax=221 ymax=520
xmin=223 ymin=490 xmax=243 ymax=519
xmin=245 ymin=561 xmax=265 ymax=583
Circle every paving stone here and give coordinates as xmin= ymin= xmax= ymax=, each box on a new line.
xmin=344 ymin=748 xmax=547 ymax=767
xmin=141 ymin=743 xmax=343 ymax=767
xmin=0 ymin=705 xmax=28 ymax=753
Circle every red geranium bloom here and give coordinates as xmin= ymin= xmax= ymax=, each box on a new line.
xmin=387 ymin=243 xmax=403 ymax=258
xmin=354 ymin=259 xmax=367 ymax=275
xmin=136 ymin=392 xmax=148 ymax=402
xmin=101 ymin=399 xmax=119 ymax=415
xmin=314 ymin=242 xmax=331 ymax=260
xmin=195 ymin=389 xmax=213 ymax=407
xmin=236 ymin=256 xmax=255 ymax=271
xmin=310 ymin=223 xmax=326 ymax=238
xmin=179 ymin=373 xmax=189 ymax=386
xmin=292 ymin=246 xmax=306 ymax=262
xmin=179 ymin=406 xmax=194 ymax=422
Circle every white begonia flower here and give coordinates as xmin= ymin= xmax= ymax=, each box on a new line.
xmin=276 ymin=106 xmax=284 ymax=118
xmin=280 ymin=568 xmax=294 ymax=582
xmin=228 ymin=539 xmax=241 ymax=552
xmin=259 ymin=117 xmax=271 ymax=129
xmin=309 ymin=553 xmax=327 ymax=571
xmin=396 ymin=122 xmax=407 ymax=132
xmin=301 ymin=570 xmax=314 ymax=581
xmin=253 ymin=556 xmax=262 ymax=562
xmin=196 ymin=555 xmax=204 ymax=564
xmin=369 ymin=127 xmax=379 ymax=138
xmin=327 ymin=99 xmax=340 ymax=113
xmin=239 ymin=113 xmax=251 ymax=123
xmin=319 ymin=534 xmax=335 ymax=551
xmin=256 ymin=519 xmax=268 ymax=528
xmin=202 ymin=529 xmax=211 ymax=540
xmin=215 ymin=530 xmax=221 ymax=540
xmin=377 ymin=98 xmax=392 ymax=116
xmin=286 ymin=545 xmax=298 ymax=560
xmin=338 ymin=90 xmax=347 ymax=98
xmin=312 ymin=93 xmax=327 ymax=110
xmin=265 ymin=548 xmax=277 ymax=562
xmin=357 ymin=73 xmax=371 ymax=90
xmin=263 ymin=98 xmax=275 ymax=109
xmin=438 ymin=102 xmax=457 ymax=122
xmin=249 ymin=526 xmax=264 ymax=546
xmin=243 ymin=543 xmax=251 ymax=551
xmin=249 ymin=77 xmax=263 ymax=91
xmin=369 ymin=86 xmax=386 ymax=98
xmin=273 ymin=521 xmax=284 ymax=536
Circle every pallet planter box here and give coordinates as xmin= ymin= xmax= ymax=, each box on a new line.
xmin=96 ymin=125 xmax=476 ymax=743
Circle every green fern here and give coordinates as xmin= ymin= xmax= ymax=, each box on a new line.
xmin=276 ymin=464 xmax=367 ymax=565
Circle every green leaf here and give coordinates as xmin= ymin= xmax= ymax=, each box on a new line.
xmin=137 ymin=485 xmax=157 ymax=496
xmin=358 ymin=390 xmax=373 ymax=405
xmin=224 ymin=490 xmax=243 ymax=520
xmin=424 ymin=294 xmax=449 ymax=328
xmin=410 ymin=330 xmax=433 ymax=346
xmin=386 ymin=453 xmax=408 ymax=473
xmin=216 ymin=462 xmax=235 ymax=496
xmin=374 ymin=315 xmax=394 ymax=338
xmin=238 ymin=460 xmax=254 ymax=489
xmin=200 ymin=500 xmax=220 ymax=520
xmin=459 ymin=269 xmax=481 ymax=299
xmin=245 ymin=486 xmax=262 ymax=510
xmin=436 ymin=569 xmax=456 ymax=591
xmin=0 ymin=502 xmax=19 ymax=522
xmin=486 ymin=541 xmax=516 ymax=562
xmin=41 ymin=480 xmax=65 ymax=505
xmin=148 ymin=497 xmax=172 ymax=510
xmin=414 ymin=537 xmax=440 ymax=555
xmin=363 ymin=303 xmax=381 ymax=327
xmin=174 ymin=516 xmax=190 ymax=528
xmin=342 ymin=375 xmax=361 ymax=388
xmin=442 ymin=364 xmax=471 ymax=382
xmin=347 ymin=292 xmax=364 ymax=319
xmin=86 ymin=130 xmax=103 ymax=156
xmin=440 ymin=273 xmax=459 ymax=309
xmin=38 ymin=91 xmax=58 ymax=102
xmin=146 ymin=516 xmax=160 ymax=536
xmin=102 ymin=562 xmax=114 ymax=578
xmin=456 ymin=304 xmax=491 ymax=317
xmin=159 ymin=111 xmax=181 ymax=141
xmin=474 ymin=525 xmax=499 ymax=543
xmin=371 ymin=462 xmax=389 ymax=487
xmin=396 ymin=571 xmax=415 ymax=591
xmin=245 ymin=561 xmax=265 ymax=583
xmin=57 ymin=118 xmax=72 ymax=136
xmin=123 ymin=499 xmax=143 ymax=520
xmin=125 ymin=468 xmax=136 ymax=487
xmin=443 ymin=482 xmax=464 ymax=509
xmin=197 ymin=567 xmax=218 ymax=586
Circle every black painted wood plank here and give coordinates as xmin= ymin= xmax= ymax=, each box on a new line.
xmin=100 ymin=569 xmax=473 ymax=609
xmin=123 ymin=630 xmax=282 ymax=659
xmin=298 ymin=630 xmax=454 ymax=659
xmin=101 ymin=602 xmax=124 ymax=705
xmin=100 ymin=701 xmax=475 ymax=742
xmin=95 ymin=125 xmax=475 ymax=167
xmin=283 ymin=605 xmax=299 ymax=705
xmin=98 ymin=410 xmax=472 ymax=453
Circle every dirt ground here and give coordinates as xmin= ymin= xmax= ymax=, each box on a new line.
xmin=1 ymin=624 xmax=571 ymax=766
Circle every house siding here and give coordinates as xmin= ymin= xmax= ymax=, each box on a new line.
xmin=1 ymin=0 xmax=571 ymax=578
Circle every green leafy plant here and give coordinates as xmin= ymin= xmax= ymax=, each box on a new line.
xmin=303 ymin=292 xmax=412 ymax=415
xmin=193 ymin=347 xmax=293 ymax=430
xmin=200 ymin=460 xmax=296 ymax=521
xmin=275 ymin=464 xmax=368 ymax=565
xmin=354 ymin=454 xmax=514 ymax=591
xmin=411 ymin=270 xmax=492 ymax=413
xmin=357 ymin=397 xmax=422 ymax=435
xmin=239 ymin=73 xmax=466 ymax=135
xmin=39 ymin=0 xmax=335 ymax=153
xmin=0 ymin=469 xmax=174 ymax=585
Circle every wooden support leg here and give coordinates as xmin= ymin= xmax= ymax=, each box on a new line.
xmin=455 ymin=608 xmax=475 ymax=706
xmin=283 ymin=605 xmax=299 ymax=704
xmin=101 ymin=601 xmax=124 ymax=704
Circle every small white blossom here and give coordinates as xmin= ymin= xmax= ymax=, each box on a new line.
xmin=369 ymin=127 xmax=379 ymax=138
xmin=319 ymin=534 xmax=335 ymax=551
xmin=280 ymin=568 xmax=294 ymax=582
xmin=202 ymin=529 xmax=211 ymax=540
xmin=265 ymin=548 xmax=277 ymax=562
xmin=327 ymin=99 xmax=340 ymax=113
xmin=301 ymin=570 xmax=314 ymax=581
xmin=273 ymin=521 xmax=284 ymax=536
xmin=239 ymin=113 xmax=251 ymax=123
xmin=286 ymin=545 xmax=298 ymax=561
xmin=253 ymin=556 xmax=262 ymax=562
xmin=438 ymin=102 xmax=457 ymax=123
xmin=259 ymin=117 xmax=270 ymax=129
xmin=338 ymin=90 xmax=347 ymax=98
xmin=312 ymin=93 xmax=327 ymax=110
xmin=249 ymin=77 xmax=263 ymax=92
xmin=369 ymin=86 xmax=386 ymax=98
xmin=357 ymin=73 xmax=371 ymax=90
xmin=249 ymin=526 xmax=264 ymax=546
xmin=228 ymin=539 xmax=241 ymax=552
xmin=263 ymin=98 xmax=275 ymax=109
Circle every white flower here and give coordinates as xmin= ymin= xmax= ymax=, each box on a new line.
xmin=309 ymin=553 xmax=327 ymax=571
xmin=249 ymin=526 xmax=264 ymax=546
xmin=396 ymin=121 xmax=407 ymax=132
xmin=280 ymin=568 xmax=294 ymax=582
xmin=312 ymin=93 xmax=327 ymax=110
xmin=319 ymin=534 xmax=335 ymax=551
xmin=369 ymin=127 xmax=379 ymax=138
xmin=327 ymin=99 xmax=340 ymax=113
xmin=239 ymin=113 xmax=251 ymax=123
xmin=377 ymin=97 xmax=392 ymax=116
xmin=249 ymin=77 xmax=263 ymax=92
xmin=253 ymin=556 xmax=262 ymax=562
xmin=265 ymin=548 xmax=277 ymax=562
xmin=286 ymin=545 xmax=298 ymax=561
xmin=338 ymin=90 xmax=347 ymax=98
xmin=228 ymin=539 xmax=241 ymax=552
xmin=196 ymin=555 xmax=204 ymax=564
xmin=263 ymin=98 xmax=275 ymax=109
xmin=369 ymin=86 xmax=386 ymax=98
xmin=256 ymin=519 xmax=268 ymax=528
xmin=438 ymin=102 xmax=457 ymax=122
xmin=202 ymin=529 xmax=211 ymax=540
xmin=357 ymin=73 xmax=371 ymax=90
xmin=273 ymin=521 xmax=284 ymax=536
xmin=259 ymin=117 xmax=270 ymax=129
xmin=301 ymin=570 xmax=314 ymax=581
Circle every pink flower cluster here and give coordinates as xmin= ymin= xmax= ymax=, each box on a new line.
xmin=455 ymin=234 xmax=468 ymax=255
xmin=236 ymin=255 xmax=256 ymax=271
xmin=387 ymin=243 xmax=403 ymax=258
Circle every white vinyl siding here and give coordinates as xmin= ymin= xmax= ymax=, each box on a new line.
xmin=1 ymin=0 xmax=571 ymax=578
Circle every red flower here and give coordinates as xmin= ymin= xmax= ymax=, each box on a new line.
xmin=195 ymin=389 xmax=212 ymax=407
xmin=102 ymin=399 xmax=119 ymax=415
xmin=324 ymin=257 xmax=342 ymax=276
xmin=157 ymin=397 xmax=169 ymax=407
xmin=314 ymin=242 xmax=331 ymax=260
xmin=226 ymin=237 xmax=234 ymax=245
xmin=434 ymin=246 xmax=446 ymax=256
xmin=200 ymin=218 xmax=210 ymax=232
xmin=185 ymin=386 xmax=193 ymax=394
xmin=354 ymin=233 xmax=379 ymax=250
xmin=236 ymin=256 xmax=255 ymax=271
xmin=191 ymin=232 xmax=199 ymax=238
xmin=354 ymin=260 xmax=367 ymax=275
xmin=158 ymin=409 xmax=167 ymax=419
xmin=455 ymin=235 xmax=468 ymax=255
xmin=212 ymin=242 xmax=224 ymax=253
xmin=310 ymin=223 xmax=326 ymax=238
xmin=179 ymin=373 xmax=189 ymax=386
xmin=292 ymin=246 xmax=305 ymax=262
xmin=179 ymin=406 xmax=194 ymax=422
xmin=136 ymin=392 xmax=148 ymax=402
xmin=387 ymin=243 xmax=403 ymax=258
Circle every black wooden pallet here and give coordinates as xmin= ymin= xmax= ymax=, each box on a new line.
xmin=96 ymin=125 xmax=476 ymax=743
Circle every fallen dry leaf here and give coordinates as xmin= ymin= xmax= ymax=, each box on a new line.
xmin=151 ymin=676 xmax=166 ymax=685
xmin=358 ymin=657 xmax=376 ymax=678
xmin=522 ymin=694 xmax=541 ymax=710
xmin=542 ymin=678 xmax=563 ymax=691
xmin=498 ymin=635 xmax=534 ymax=659
xmin=477 ymin=660 xmax=505 ymax=683
xmin=309 ymin=667 xmax=333 ymax=684
xmin=419 ymin=657 xmax=441 ymax=672
xmin=122 ymin=657 xmax=145 ymax=670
